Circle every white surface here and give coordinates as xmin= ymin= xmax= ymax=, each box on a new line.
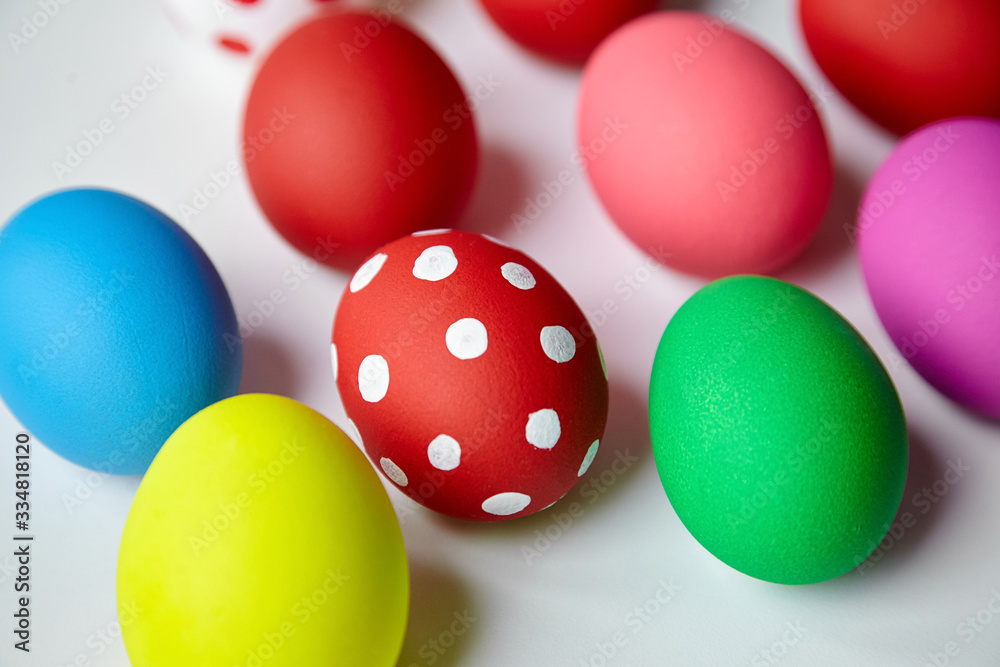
xmin=1 ymin=0 xmax=999 ymax=665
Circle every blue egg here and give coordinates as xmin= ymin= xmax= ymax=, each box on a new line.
xmin=0 ymin=189 xmax=241 ymax=475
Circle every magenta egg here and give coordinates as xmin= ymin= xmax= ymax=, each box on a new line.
xmin=858 ymin=117 xmax=1000 ymax=418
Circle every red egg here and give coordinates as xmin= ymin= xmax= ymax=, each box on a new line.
xmin=332 ymin=231 xmax=609 ymax=521
xmin=244 ymin=12 xmax=479 ymax=269
xmin=476 ymin=0 xmax=658 ymax=64
xmin=800 ymin=0 xmax=1000 ymax=135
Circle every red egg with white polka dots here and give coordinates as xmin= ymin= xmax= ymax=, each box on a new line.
xmin=158 ymin=0 xmax=340 ymax=57
xmin=332 ymin=231 xmax=609 ymax=521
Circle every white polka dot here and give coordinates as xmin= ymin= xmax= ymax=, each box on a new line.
xmin=413 ymin=245 xmax=457 ymax=282
xmin=380 ymin=457 xmax=408 ymax=486
xmin=483 ymin=234 xmax=510 ymax=248
xmin=597 ymin=341 xmax=607 ymax=380
xmin=347 ymin=418 xmax=365 ymax=454
xmin=446 ymin=318 xmax=488 ymax=360
xmin=412 ymin=228 xmax=450 ymax=237
xmin=350 ymin=254 xmax=387 ymax=293
xmin=330 ymin=343 xmax=338 ymax=383
xmin=541 ymin=326 xmax=576 ymax=363
xmin=579 ymin=440 xmax=600 ymax=477
xmin=482 ymin=492 xmax=531 ymax=516
xmin=358 ymin=355 xmax=389 ymax=402
xmin=427 ymin=434 xmax=461 ymax=471
xmin=501 ymin=262 xmax=536 ymax=290
xmin=526 ymin=409 xmax=560 ymax=449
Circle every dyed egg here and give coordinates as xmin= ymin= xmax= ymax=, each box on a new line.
xmin=800 ymin=0 xmax=1000 ymax=135
xmin=476 ymin=0 xmax=658 ymax=64
xmin=117 ymin=394 xmax=409 ymax=667
xmin=158 ymin=0 xmax=339 ymax=56
xmin=577 ymin=12 xmax=832 ymax=277
xmin=649 ymin=276 xmax=907 ymax=585
xmin=0 ymin=189 xmax=240 ymax=475
xmin=244 ymin=12 xmax=479 ymax=269
xmin=332 ymin=231 xmax=609 ymax=521
xmin=858 ymin=117 xmax=1000 ymax=418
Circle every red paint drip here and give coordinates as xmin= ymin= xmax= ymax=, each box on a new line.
xmin=218 ymin=36 xmax=251 ymax=54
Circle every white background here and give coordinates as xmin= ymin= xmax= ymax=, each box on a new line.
xmin=1 ymin=0 xmax=999 ymax=665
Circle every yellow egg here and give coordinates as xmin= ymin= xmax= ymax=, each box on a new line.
xmin=116 ymin=394 xmax=408 ymax=667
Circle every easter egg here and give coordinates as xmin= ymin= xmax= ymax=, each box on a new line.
xmin=649 ymin=276 xmax=907 ymax=585
xmin=800 ymin=0 xmax=1000 ymax=135
xmin=0 ymin=189 xmax=241 ymax=475
xmin=577 ymin=12 xmax=832 ymax=277
xmin=332 ymin=231 xmax=609 ymax=521
xmin=117 ymin=394 xmax=408 ymax=667
xmin=476 ymin=0 xmax=658 ymax=64
xmin=244 ymin=12 xmax=479 ymax=270
xmin=158 ymin=0 xmax=340 ymax=56
xmin=858 ymin=117 xmax=1000 ymax=418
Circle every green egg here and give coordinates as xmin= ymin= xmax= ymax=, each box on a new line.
xmin=649 ymin=276 xmax=907 ymax=585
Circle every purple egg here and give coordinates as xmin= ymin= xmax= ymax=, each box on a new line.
xmin=858 ymin=117 xmax=1000 ymax=418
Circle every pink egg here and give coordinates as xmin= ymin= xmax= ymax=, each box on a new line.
xmin=577 ymin=12 xmax=832 ymax=277
xmin=858 ymin=117 xmax=1000 ymax=418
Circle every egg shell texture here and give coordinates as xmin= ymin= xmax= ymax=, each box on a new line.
xmin=649 ymin=276 xmax=907 ymax=585
xmin=0 ymin=189 xmax=241 ymax=475
xmin=858 ymin=117 xmax=1000 ymax=418
xmin=117 ymin=394 xmax=408 ymax=667
xmin=578 ymin=11 xmax=832 ymax=277
xmin=244 ymin=12 xmax=479 ymax=269
xmin=333 ymin=231 xmax=609 ymax=521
